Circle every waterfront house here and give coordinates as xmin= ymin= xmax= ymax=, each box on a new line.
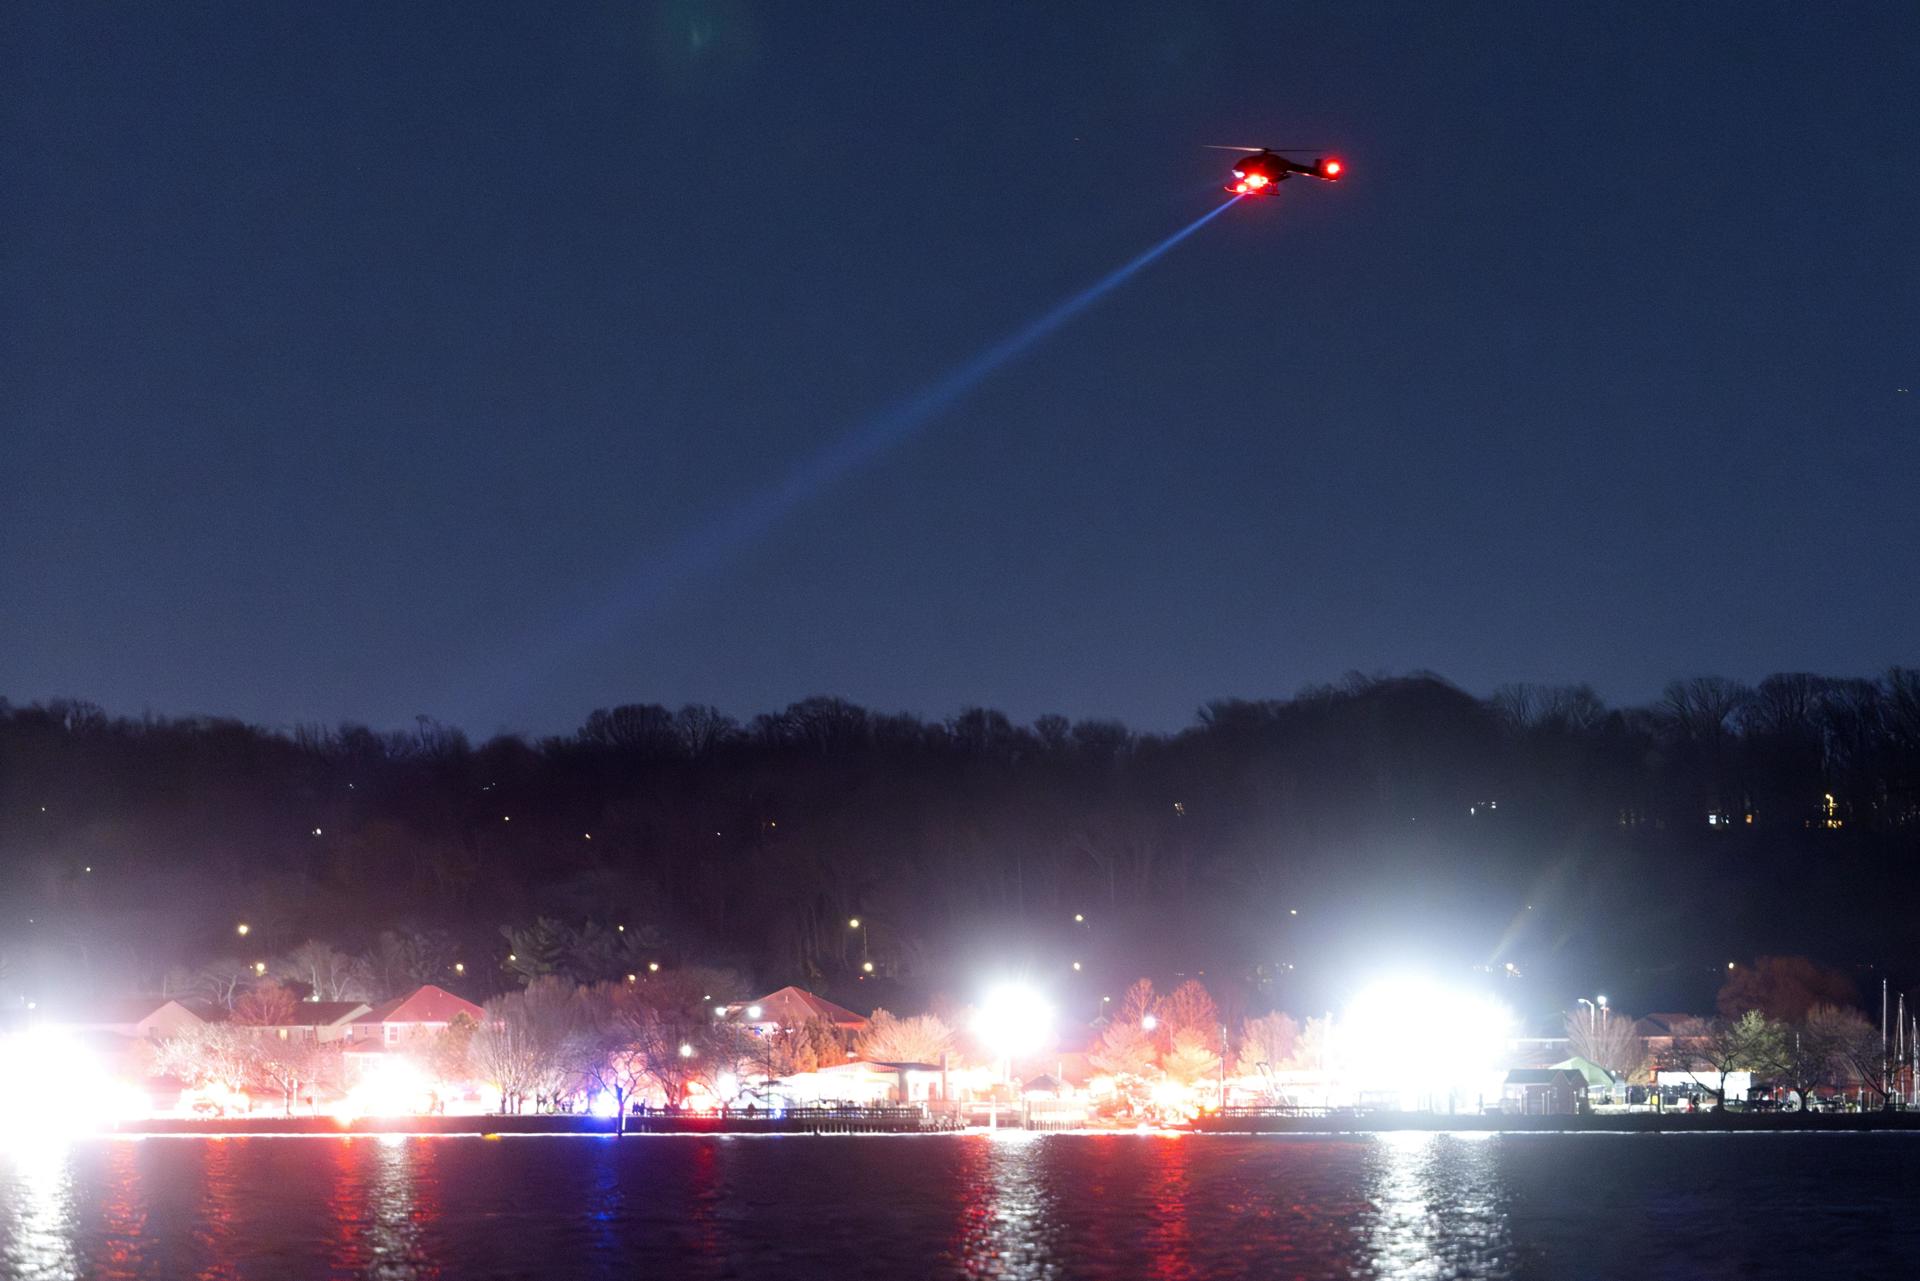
xmin=728 ymin=986 xmax=869 ymax=1034
xmin=346 ymin=985 xmax=484 ymax=1050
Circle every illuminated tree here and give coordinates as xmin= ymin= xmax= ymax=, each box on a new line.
xmin=856 ymin=1011 xmax=954 ymax=1064
xmin=252 ymin=1034 xmax=340 ymax=1116
xmin=1157 ymin=980 xmax=1220 ymax=1047
xmin=428 ymin=1011 xmax=478 ymax=1091
xmin=1234 ymin=1012 xmax=1300 ymax=1078
xmin=1162 ymin=1029 xmax=1222 ymax=1088
xmin=151 ymin=1024 xmax=258 ymax=1097
xmin=1287 ymin=1015 xmax=1334 ymax=1072
xmin=232 ymin=981 xmax=298 ymax=1028
xmin=1089 ymin=1020 xmax=1156 ymax=1080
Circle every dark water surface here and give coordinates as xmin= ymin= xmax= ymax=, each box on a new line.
xmin=3 ymin=1132 xmax=1917 ymax=1280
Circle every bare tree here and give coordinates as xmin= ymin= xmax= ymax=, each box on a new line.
xmin=1678 ymin=1011 xmax=1784 ymax=1104
xmin=856 ymin=1011 xmax=954 ymax=1064
xmin=1564 ymin=1007 xmax=1646 ymax=1081
xmin=471 ymin=977 xmax=583 ymax=1113
xmin=1807 ymin=1004 xmax=1892 ymax=1105
xmin=574 ymin=983 xmax=654 ymax=1131
xmin=1234 ymin=1012 xmax=1300 ymax=1078
xmin=172 ymin=958 xmax=258 ymax=1011
xmin=275 ymin=940 xmax=371 ymax=1003
xmin=150 ymin=1024 xmax=259 ymax=1097
xmin=253 ymin=1035 xmax=339 ymax=1116
xmin=232 ymin=981 xmax=299 ymax=1028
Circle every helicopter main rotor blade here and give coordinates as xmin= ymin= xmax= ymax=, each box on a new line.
xmin=1203 ymin=144 xmax=1331 ymax=153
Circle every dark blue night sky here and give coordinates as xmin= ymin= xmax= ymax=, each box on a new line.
xmin=5 ymin=2 xmax=1915 ymax=737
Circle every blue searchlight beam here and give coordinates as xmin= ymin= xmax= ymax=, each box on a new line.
xmin=539 ymin=197 xmax=1241 ymax=672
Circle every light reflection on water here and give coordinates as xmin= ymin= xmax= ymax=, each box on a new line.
xmin=1361 ymin=1131 xmax=1516 ymax=1280
xmin=2 ymin=1139 xmax=80 ymax=1281
xmin=3 ymin=1132 xmax=1917 ymax=1280
xmin=943 ymin=1131 xmax=1063 ymax=1279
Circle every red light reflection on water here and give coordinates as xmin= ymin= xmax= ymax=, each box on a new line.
xmin=681 ymin=1136 xmax=723 ymax=1260
xmin=321 ymin=1135 xmax=444 ymax=1279
xmin=939 ymin=1132 xmax=1062 ymax=1277
xmin=189 ymin=1137 xmax=242 ymax=1281
xmin=97 ymin=1141 xmax=148 ymax=1277
xmin=1142 ymin=1134 xmax=1194 ymax=1281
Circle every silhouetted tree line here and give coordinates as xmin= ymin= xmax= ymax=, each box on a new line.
xmin=2 ymin=669 xmax=1916 ymax=1013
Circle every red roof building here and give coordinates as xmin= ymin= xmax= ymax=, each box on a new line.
xmin=728 ymin=986 xmax=869 ymax=1032
xmin=349 ymin=985 xmax=485 ymax=1047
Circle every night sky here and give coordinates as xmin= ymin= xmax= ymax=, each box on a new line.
xmin=6 ymin=2 xmax=1915 ymax=738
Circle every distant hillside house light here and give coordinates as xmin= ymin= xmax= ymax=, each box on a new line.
xmin=508 ymin=953 xmax=517 ymax=962
xmin=236 ymin=923 xmax=250 ymax=937
xmin=253 ymin=961 xmax=266 ymax=975
xmin=648 ymin=962 xmax=660 ymax=973
xmin=1072 ymin=961 xmax=1082 ymax=971
xmin=617 ymin=924 xmax=625 ymax=932
xmin=311 ymin=828 xmax=322 ymax=836
xmin=454 ymin=963 xmax=465 ymax=975
xmin=626 ymin=973 xmax=637 ymax=984
xmin=1074 ymin=913 xmax=1085 ymax=923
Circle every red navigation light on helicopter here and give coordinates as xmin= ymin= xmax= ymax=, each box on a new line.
xmin=1208 ymin=145 xmax=1347 ymax=197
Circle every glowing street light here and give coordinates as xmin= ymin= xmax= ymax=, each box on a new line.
xmin=862 ymin=961 xmax=875 ymax=974
xmin=235 ymin=923 xmax=250 ymax=937
xmin=454 ymin=962 xmax=465 ymax=975
xmin=252 ymin=961 xmax=267 ymax=976
xmin=1141 ymin=1014 xmax=1159 ymax=1032
xmin=847 ymin=918 xmax=861 ymax=930
xmin=746 ymin=1005 xmax=763 ymax=1020
xmin=678 ymin=1043 xmax=695 ymax=1059
xmin=648 ymin=961 xmax=660 ymax=973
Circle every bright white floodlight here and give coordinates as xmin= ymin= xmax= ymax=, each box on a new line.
xmin=1338 ymin=976 xmax=1515 ymax=1107
xmin=972 ymin=984 xmax=1054 ymax=1060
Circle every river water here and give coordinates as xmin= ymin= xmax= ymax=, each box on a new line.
xmin=2 ymin=1131 xmax=1917 ymax=1279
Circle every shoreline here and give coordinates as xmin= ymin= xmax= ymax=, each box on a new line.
xmin=76 ymin=1111 xmax=1920 ymax=1139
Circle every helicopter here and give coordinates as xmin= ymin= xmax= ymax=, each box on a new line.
xmin=1208 ymin=146 xmax=1344 ymax=196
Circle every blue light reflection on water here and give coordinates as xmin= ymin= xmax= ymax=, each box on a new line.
xmin=3 ymin=1133 xmax=1920 ymax=1280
